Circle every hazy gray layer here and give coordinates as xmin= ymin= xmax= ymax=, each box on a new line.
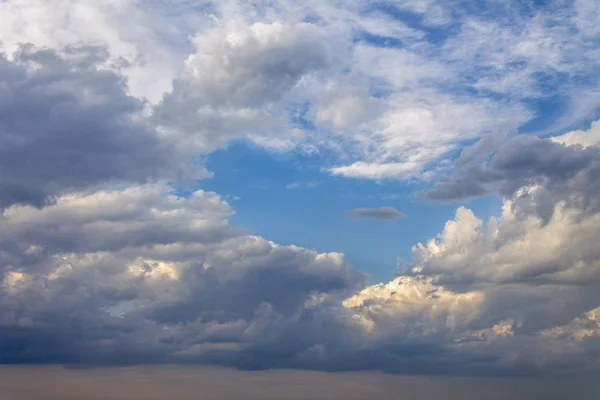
xmin=0 ymin=366 xmax=598 ymax=400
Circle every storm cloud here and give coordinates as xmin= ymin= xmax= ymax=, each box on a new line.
xmin=0 ymin=46 xmax=204 ymax=209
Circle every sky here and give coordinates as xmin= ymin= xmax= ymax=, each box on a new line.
xmin=1 ymin=0 xmax=600 ymax=398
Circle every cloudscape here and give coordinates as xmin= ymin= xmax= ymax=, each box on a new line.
xmin=1 ymin=0 xmax=600 ymax=399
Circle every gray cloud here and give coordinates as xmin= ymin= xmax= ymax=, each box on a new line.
xmin=0 ymin=45 xmax=204 ymax=209
xmin=425 ymin=135 xmax=600 ymax=221
xmin=0 ymin=184 xmax=365 ymax=368
xmin=2 ymin=182 xmax=600 ymax=376
xmin=454 ymin=129 xmax=510 ymax=167
xmin=152 ymin=21 xmax=336 ymax=152
xmin=346 ymin=207 xmax=405 ymax=220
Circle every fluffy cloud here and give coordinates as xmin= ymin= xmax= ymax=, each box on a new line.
xmin=0 ymin=184 xmax=364 ymax=366
xmin=153 ymin=20 xmax=340 ymax=153
xmin=343 ymin=200 xmax=600 ymax=374
xmin=425 ymin=124 xmax=600 ymax=221
xmin=2 ymin=179 xmax=599 ymax=375
xmin=0 ymin=46 xmax=204 ymax=209
xmin=333 ymin=123 xmax=600 ymax=375
xmin=4 ymin=0 xmax=600 ymax=181
xmin=0 ymin=0 xmax=188 ymax=102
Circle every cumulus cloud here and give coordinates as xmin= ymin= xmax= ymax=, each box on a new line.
xmin=425 ymin=126 xmax=600 ymax=221
xmin=343 ymin=201 xmax=600 ymax=374
xmin=331 ymin=123 xmax=600 ymax=375
xmin=346 ymin=207 xmax=405 ymax=221
xmin=0 ymin=46 xmax=205 ymax=209
xmin=2 ymin=178 xmax=599 ymax=375
xmin=0 ymin=183 xmax=364 ymax=366
xmin=153 ymin=20 xmax=339 ymax=153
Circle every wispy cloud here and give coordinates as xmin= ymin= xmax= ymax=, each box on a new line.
xmin=346 ymin=207 xmax=405 ymax=220
xmin=285 ymin=181 xmax=322 ymax=190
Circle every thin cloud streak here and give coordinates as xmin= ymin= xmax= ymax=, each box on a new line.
xmin=346 ymin=207 xmax=406 ymax=220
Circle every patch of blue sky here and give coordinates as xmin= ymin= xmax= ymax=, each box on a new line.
xmin=288 ymin=101 xmax=316 ymax=130
xmin=367 ymin=3 xmax=456 ymax=45
xmin=519 ymin=95 xmax=569 ymax=134
xmin=195 ymin=142 xmax=501 ymax=284
xmin=354 ymin=31 xmax=404 ymax=49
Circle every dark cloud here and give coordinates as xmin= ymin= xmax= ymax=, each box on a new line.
xmin=425 ymin=135 xmax=600 ymax=220
xmin=0 ymin=184 xmax=366 ymax=369
xmin=346 ymin=207 xmax=405 ymax=220
xmin=0 ymin=45 xmax=203 ymax=209
xmin=2 ymin=184 xmax=599 ymax=376
xmin=454 ymin=129 xmax=509 ymax=167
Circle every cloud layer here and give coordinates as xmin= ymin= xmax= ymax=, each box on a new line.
xmin=4 ymin=0 xmax=600 ymax=180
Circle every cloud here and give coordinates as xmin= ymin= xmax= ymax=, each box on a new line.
xmin=344 ymin=200 xmax=600 ymax=374
xmin=346 ymin=207 xmax=405 ymax=221
xmin=177 ymin=21 xmax=332 ymax=109
xmin=0 ymin=183 xmax=365 ymax=366
xmin=455 ymin=128 xmax=511 ymax=167
xmin=286 ymin=181 xmax=321 ymax=190
xmin=425 ymin=126 xmax=600 ymax=221
xmin=1 ymin=0 xmax=600 ymax=380
xmin=552 ymin=120 xmax=600 ymax=148
xmin=152 ymin=19 xmax=342 ymax=154
xmin=3 ymin=0 xmax=600 ymax=182
xmin=327 ymin=89 xmax=529 ymax=180
xmin=0 ymin=46 xmax=206 ymax=209
xmin=335 ymin=121 xmax=600 ymax=375
xmin=3 ymin=178 xmax=599 ymax=375
xmin=0 ymin=0 xmax=189 ymax=102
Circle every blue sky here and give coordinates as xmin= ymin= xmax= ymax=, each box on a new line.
xmin=199 ymin=143 xmax=503 ymax=283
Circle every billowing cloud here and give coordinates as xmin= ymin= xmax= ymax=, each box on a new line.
xmin=0 ymin=46 xmax=205 ymax=209
xmin=153 ymin=20 xmax=340 ymax=153
xmin=346 ymin=207 xmax=405 ymax=221
xmin=3 ymin=0 xmax=600 ymax=181
xmin=0 ymin=183 xmax=364 ymax=366
xmin=425 ymin=124 xmax=600 ymax=221
xmin=2 ymin=176 xmax=600 ymax=375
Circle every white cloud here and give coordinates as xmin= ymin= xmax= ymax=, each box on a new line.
xmin=329 ymin=91 xmax=528 ymax=180
xmin=153 ymin=19 xmax=342 ymax=154
xmin=0 ymin=0 xmax=189 ymax=102
xmin=343 ymin=276 xmax=485 ymax=335
xmin=180 ymin=21 xmax=332 ymax=108
xmin=552 ymin=120 xmax=600 ymax=148
xmin=3 ymin=0 xmax=599 ymax=181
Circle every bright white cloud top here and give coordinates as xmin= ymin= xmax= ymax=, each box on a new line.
xmin=1 ymin=0 xmax=600 ymax=377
